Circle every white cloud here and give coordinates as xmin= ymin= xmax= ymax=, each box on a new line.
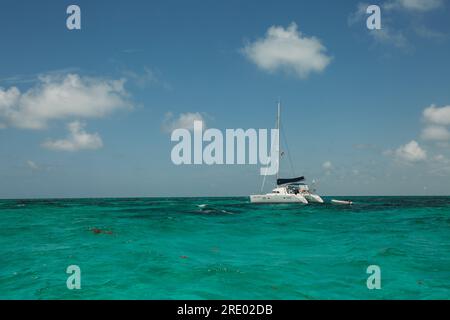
xmin=322 ymin=161 xmax=333 ymax=170
xmin=26 ymin=160 xmax=39 ymax=171
xmin=384 ymin=0 xmax=443 ymax=12
xmin=423 ymin=105 xmax=450 ymax=126
xmin=433 ymin=154 xmax=447 ymax=162
xmin=122 ymin=67 xmax=171 ymax=90
xmin=429 ymin=154 xmax=450 ymax=176
xmin=414 ymin=25 xmax=448 ymax=41
xmin=43 ymin=121 xmax=103 ymax=152
xmin=348 ymin=3 xmax=410 ymax=49
xmin=162 ymin=112 xmax=206 ymax=133
xmin=394 ymin=140 xmax=427 ymax=162
xmin=123 ymin=67 xmax=159 ymax=88
xmin=242 ymin=22 xmax=332 ymax=78
xmin=421 ymin=125 xmax=450 ymax=141
xmin=370 ymin=27 xmax=409 ymax=48
xmin=421 ymin=105 xmax=450 ymax=142
xmin=349 ymin=1 xmax=446 ymax=51
xmin=0 ymin=67 xmax=80 ymax=85
xmin=0 ymin=73 xmax=130 ymax=130
xmin=348 ymin=2 xmax=370 ymax=26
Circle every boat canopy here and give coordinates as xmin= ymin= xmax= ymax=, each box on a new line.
xmin=277 ymin=176 xmax=305 ymax=185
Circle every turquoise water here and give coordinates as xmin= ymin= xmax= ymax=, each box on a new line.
xmin=0 ymin=196 xmax=449 ymax=300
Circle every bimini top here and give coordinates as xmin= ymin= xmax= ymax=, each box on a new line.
xmin=277 ymin=176 xmax=305 ymax=186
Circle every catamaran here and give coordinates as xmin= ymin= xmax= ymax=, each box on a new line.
xmin=249 ymin=103 xmax=324 ymax=204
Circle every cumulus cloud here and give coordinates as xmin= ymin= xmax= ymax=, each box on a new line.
xmin=421 ymin=125 xmax=450 ymax=141
xmin=423 ymin=105 xmax=450 ymax=126
xmin=0 ymin=73 xmax=130 ymax=130
xmin=394 ymin=140 xmax=427 ymax=162
xmin=384 ymin=0 xmax=443 ymax=12
xmin=322 ymin=161 xmax=333 ymax=170
xmin=242 ymin=22 xmax=332 ymax=78
xmin=162 ymin=112 xmax=206 ymax=133
xmin=421 ymin=105 xmax=450 ymax=142
xmin=43 ymin=121 xmax=103 ymax=152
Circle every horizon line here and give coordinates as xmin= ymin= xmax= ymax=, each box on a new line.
xmin=1 ymin=194 xmax=450 ymax=201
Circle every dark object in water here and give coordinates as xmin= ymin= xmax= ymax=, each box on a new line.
xmin=91 ymin=228 xmax=113 ymax=235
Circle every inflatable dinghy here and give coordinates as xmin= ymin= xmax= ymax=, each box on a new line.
xmin=331 ymin=199 xmax=353 ymax=205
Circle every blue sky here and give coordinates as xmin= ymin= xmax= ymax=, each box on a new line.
xmin=1 ymin=0 xmax=450 ymax=198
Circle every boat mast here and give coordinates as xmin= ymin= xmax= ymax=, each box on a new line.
xmin=276 ymin=100 xmax=281 ymax=181
xmin=260 ymin=101 xmax=280 ymax=193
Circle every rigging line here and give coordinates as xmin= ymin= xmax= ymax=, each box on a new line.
xmin=260 ymin=164 xmax=268 ymax=193
xmin=281 ymin=123 xmax=296 ymax=177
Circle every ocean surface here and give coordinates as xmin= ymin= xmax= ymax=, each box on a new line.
xmin=0 ymin=196 xmax=449 ymax=300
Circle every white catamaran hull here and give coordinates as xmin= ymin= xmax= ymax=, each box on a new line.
xmin=304 ymin=194 xmax=324 ymax=203
xmin=250 ymin=194 xmax=308 ymax=204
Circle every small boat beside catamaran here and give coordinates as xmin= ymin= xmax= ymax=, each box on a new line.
xmin=250 ymin=102 xmax=324 ymax=205
xmin=331 ymin=199 xmax=353 ymax=205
